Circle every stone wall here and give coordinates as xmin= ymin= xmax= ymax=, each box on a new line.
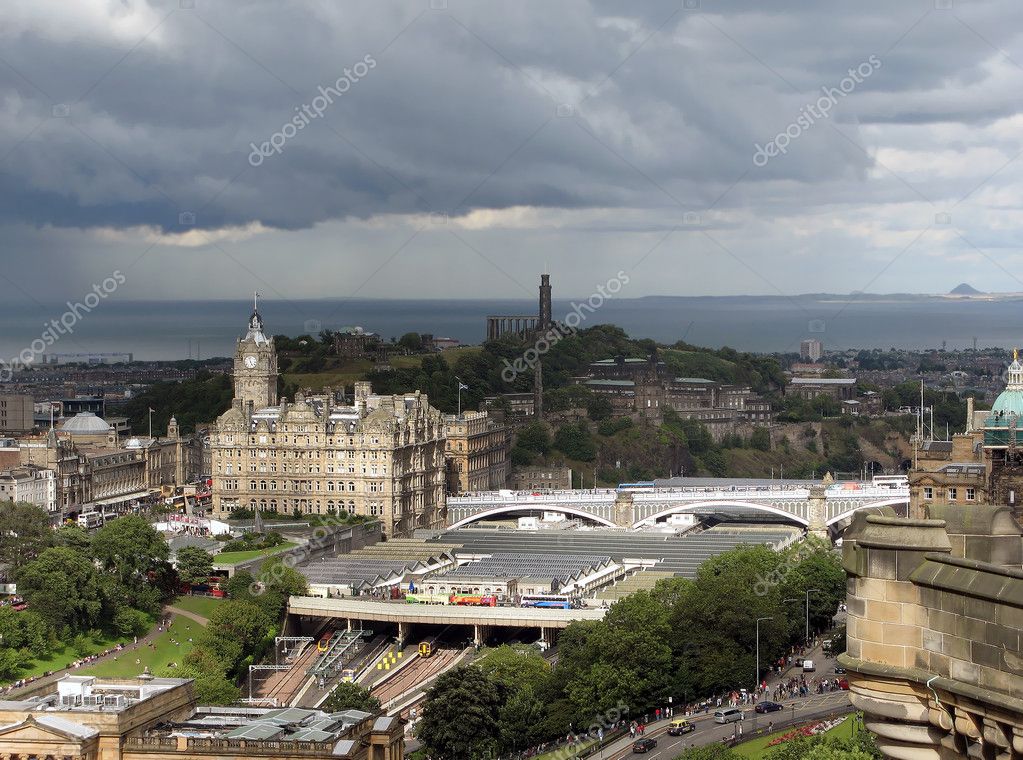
xmin=840 ymin=505 xmax=1023 ymax=759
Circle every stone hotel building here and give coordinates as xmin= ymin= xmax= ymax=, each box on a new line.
xmin=210 ymin=308 xmax=446 ymax=537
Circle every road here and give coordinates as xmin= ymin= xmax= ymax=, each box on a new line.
xmin=598 ymin=650 xmax=852 ymax=760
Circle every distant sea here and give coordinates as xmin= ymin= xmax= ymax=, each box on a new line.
xmin=4 ymin=294 xmax=1023 ymax=362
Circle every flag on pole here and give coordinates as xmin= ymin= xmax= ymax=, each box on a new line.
xmin=456 ymin=377 xmax=469 ymax=391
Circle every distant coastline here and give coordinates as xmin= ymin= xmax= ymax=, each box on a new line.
xmin=2 ymin=293 xmax=1020 ymax=361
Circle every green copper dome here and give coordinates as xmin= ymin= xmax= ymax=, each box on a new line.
xmin=991 ymin=389 xmax=1023 ymax=418
xmin=986 ymin=353 xmax=1023 ymax=445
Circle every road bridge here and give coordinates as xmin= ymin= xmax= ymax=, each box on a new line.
xmin=288 ymin=596 xmax=606 ymax=649
xmin=447 ymin=479 xmax=909 ymax=534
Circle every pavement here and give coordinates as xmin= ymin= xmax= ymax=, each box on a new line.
xmin=594 ymin=642 xmax=852 ymax=760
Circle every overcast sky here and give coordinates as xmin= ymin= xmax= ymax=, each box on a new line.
xmin=3 ymin=0 xmax=1023 ymax=304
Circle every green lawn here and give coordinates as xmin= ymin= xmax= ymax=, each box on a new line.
xmin=213 ymin=542 xmax=296 ymax=566
xmin=79 ymin=616 xmax=206 ymax=679
xmin=171 ymin=595 xmax=224 ymax=619
xmin=733 ymin=714 xmax=855 ymax=758
xmin=5 ymin=628 xmax=145 ymax=685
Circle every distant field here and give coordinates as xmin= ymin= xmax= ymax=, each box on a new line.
xmin=213 ymin=542 xmax=296 ymax=566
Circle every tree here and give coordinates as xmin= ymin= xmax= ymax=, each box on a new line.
xmin=751 ymin=427 xmax=771 ymax=452
xmin=553 ymin=422 xmax=597 ymax=461
xmin=418 ymin=666 xmax=503 ymax=760
xmin=176 ymin=547 xmax=214 ymax=585
xmin=322 ymin=682 xmax=381 ymax=713
xmin=586 ymin=395 xmax=614 ymax=421
xmin=91 ymin=516 xmax=170 ymax=592
xmin=398 ymin=332 xmax=423 ymax=353
xmin=192 ymin=673 xmax=242 ymax=705
xmin=0 ymin=501 xmax=53 ymax=571
xmin=674 ymin=746 xmax=740 ymax=759
xmin=113 ymin=607 xmax=151 ymax=638
xmin=475 ymin=645 xmax=550 ymax=694
xmin=53 ymin=524 xmax=92 ymax=552
xmin=16 ymin=547 xmax=104 ymax=634
xmin=198 ymin=600 xmax=271 ymax=673
xmin=515 ymin=423 xmax=551 ymax=456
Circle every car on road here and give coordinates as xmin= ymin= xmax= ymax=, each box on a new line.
xmin=802 ymin=659 xmax=816 ymax=672
xmin=755 ymin=701 xmax=784 ymax=714
xmin=632 ymin=738 xmax=657 ymax=753
xmin=834 ymin=666 xmax=846 ymax=675
xmin=667 ymin=718 xmax=695 ymax=735
xmin=714 ymin=708 xmax=744 ymax=724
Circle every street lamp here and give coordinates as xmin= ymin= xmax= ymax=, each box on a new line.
xmin=756 ymin=616 xmax=773 ymax=694
xmin=805 ymin=589 xmax=821 ymax=646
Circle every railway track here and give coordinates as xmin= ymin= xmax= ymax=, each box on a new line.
xmin=370 ymin=646 xmax=462 ymax=706
xmin=255 ymin=643 xmax=320 ymax=704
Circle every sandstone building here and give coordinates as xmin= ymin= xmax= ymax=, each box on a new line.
xmin=210 ymin=307 xmax=446 ymax=537
xmin=841 ymin=504 xmax=1023 ymax=759
xmin=442 ymin=411 xmax=509 ymax=494
xmin=909 ymin=351 xmax=1023 ymax=521
xmin=0 ymin=674 xmax=402 ymax=760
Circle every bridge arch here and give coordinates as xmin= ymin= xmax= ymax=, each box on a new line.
xmin=825 ymin=497 xmax=910 ymax=527
xmin=633 ymin=500 xmax=809 ymax=528
xmin=448 ymin=504 xmax=618 ymax=530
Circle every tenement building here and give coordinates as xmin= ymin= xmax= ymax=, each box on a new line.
xmin=210 ymin=307 xmax=446 ymax=537
xmin=0 ymin=674 xmax=403 ymax=760
xmin=442 ymin=411 xmax=509 ymax=494
xmin=840 ymin=505 xmax=1023 ymax=759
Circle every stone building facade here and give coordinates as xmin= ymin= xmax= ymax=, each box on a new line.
xmin=0 ymin=674 xmax=403 ymax=760
xmin=210 ymin=309 xmax=446 ymax=537
xmin=909 ymin=355 xmax=1023 ymax=521
xmin=840 ymin=505 xmax=1023 ymax=759
xmin=442 ymin=411 xmax=509 ymax=494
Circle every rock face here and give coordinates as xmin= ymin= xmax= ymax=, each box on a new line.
xmin=948 ymin=283 xmax=983 ymax=295
xmin=840 ymin=505 xmax=1023 ymax=759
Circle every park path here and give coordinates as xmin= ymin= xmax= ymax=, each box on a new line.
xmin=2 ymin=604 xmax=211 ymax=699
xmin=164 ymin=605 xmax=210 ymax=626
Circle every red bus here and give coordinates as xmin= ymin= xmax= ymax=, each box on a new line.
xmin=449 ymin=594 xmax=497 ymax=607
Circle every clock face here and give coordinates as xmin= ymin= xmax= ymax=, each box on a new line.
xmin=244 ymin=355 xmax=258 ymax=368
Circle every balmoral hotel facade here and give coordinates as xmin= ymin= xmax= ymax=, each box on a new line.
xmin=209 ymin=307 xmax=446 ymax=537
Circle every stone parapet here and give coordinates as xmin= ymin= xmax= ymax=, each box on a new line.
xmin=840 ymin=506 xmax=1023 ymax=759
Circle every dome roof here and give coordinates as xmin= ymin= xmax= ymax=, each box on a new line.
xmin=58 ymin=411 xmax=112 ymax=434
xmin=989 ymin=352 xmax=1023 ymax=422
xmin=125 ymin=437 xmax=143 ymax=449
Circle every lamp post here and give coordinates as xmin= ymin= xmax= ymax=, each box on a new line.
xmin=805 ymin=588 xmax=821 ymax=646
xmin=756 ymin=616 xmax=773 ymax=695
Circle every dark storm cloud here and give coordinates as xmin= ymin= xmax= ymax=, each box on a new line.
xmin=0 ymin=0 xmax=1022 ymax=302
xmin=0 ymin=0 xmax=994 ymax=232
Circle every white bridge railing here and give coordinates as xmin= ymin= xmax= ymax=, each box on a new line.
xmin=448 ymin=484 xmax=909 ymax=509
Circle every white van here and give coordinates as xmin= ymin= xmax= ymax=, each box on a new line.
xmin=803 ymin=659 xmax=815 ymax=672
xmin=714 ymin=708 xmax=744 ymax=724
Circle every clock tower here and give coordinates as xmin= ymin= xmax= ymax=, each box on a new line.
xmin=233 ymin=295 xmax=278 ymax=409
